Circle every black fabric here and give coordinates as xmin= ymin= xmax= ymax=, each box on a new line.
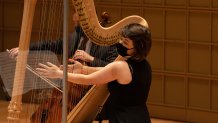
xmin=89 ymin=43 xmax=117 ymax=67
xmin=108 ymin=105 xmax=150 ymax=123
xmin=29 ymin=39 xmax=63 ymax=55
xmin=108 ymin=58 xmax=152 ymax=123
xmin=72 ymin=26 xmax=118 ymax=67
xmin=29 ymin=26 xmax=118 ymax=67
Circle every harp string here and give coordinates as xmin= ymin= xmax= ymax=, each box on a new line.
xmin=21 ymin=0 xmax=63 ymax=122
xmin=25 ymin=0 xmax=91 ymax=122
xmin=36 ymin=1 xmax=63 ymax=123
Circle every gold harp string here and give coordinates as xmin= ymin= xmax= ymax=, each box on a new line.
xmin=38 ymin=0 xmax=47 ymax=41
xmin=46 ymin=0 xmax=59 ymax=41
xmin=31 ymin=1 xmax=64 ymax=123
xmin=56 ymin=2 xmax=63 ymax=39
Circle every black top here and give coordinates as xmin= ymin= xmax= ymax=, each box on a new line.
xmin=107 ymin=58 xmax=152 ymax=123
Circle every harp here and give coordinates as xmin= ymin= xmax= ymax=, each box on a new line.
xmin=7 ymin=0 xmax=148 ymax=122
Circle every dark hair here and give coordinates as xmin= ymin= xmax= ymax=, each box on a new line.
xmin=120 ymin=23 xmax=151 ymax=61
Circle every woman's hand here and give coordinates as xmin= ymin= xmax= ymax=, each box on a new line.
xmin=60 ymin=59 xmax=84 ymax=74
xmin=36 ymin=62 xmax=62 ymax=79
xmin=7 ymin=47 xmax=19 ymax=59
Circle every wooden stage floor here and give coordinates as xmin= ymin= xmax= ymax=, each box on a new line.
xmin=0 ymin=100 xmax=185 ymax=123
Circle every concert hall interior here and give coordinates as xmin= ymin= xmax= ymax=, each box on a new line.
xmin=0 ymin=0 xmax=218 ymax=123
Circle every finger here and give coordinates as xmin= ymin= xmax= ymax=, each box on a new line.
xmin=68 ymin=59 xmax=75 ymax=63
xmin=10 ymin=49 xmax=16 ymax=54
xmin=74 ymin=54 xmax=84 ymax=59
xmin=47 ymin=62 xmax=56 ymax=67
xmin=10 ymin=48 xmax=18 ymax=54
xmin=38 ymin=63 xmax=49 ymax=69
xmin=73 ymin=54 xmax=82 ymax=59
xmin=73 ymin=55 xmax=79 ymax=60
xmin=36 ymin=68 xmax=48 ymax=73
xmin=7 ymin=49 xmax=14 ymax=54
xmin=74 ymin=60 xmax=80 ymax=64
xmin=76 ymin=49 xmax=83 ymax=52
xmin=12 ymin=50 xmax=19 ymax=57
xmin=7 ymin=49 xmax=15 ymax=57
xmin=73 ymin=51 xmax=81 ymax=56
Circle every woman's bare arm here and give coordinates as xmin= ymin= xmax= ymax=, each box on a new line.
xmin=37 ymin=61 xmax=132 ymax=85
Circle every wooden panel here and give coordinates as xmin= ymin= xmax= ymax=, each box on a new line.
xmin=212 ymin=12 xmax=218 ymax=43
xmin=144 ymin=0 xmax=163 ymax=5
xmin=144 ymin=9 xmax=164 ymax=39
xmin=187 ymin=109 xmax=218 ymax=123
xmin=147 ymin=41 xmax=164 ymax=70
xmin=188 ymin=78 xmax=210 ymax=109
xmin=148 ymin=104 xmax=187 ymax=121
xmin=4 ymin=2 xmax=23 ymax=29
xmin=188 ymin=44 xmax=210 ymax=74
xmin=166 ymin=0 xmax=187 ymax=6
xmin=0 ymin=2 xmax=3 ymax=28
xmin=121 ymin=7 xmax=141 ymax=17
xmin=189 ymin=11 xmax=211 ymax=42
xmin=4 ymin=31 xmax=19 ymax=50
xmin=99 ymin=0 xmax=122 ymax=3
xmin=165 ymin=42 xmax=186 ymax=72
xmin=32 ymin=4 xmax=45 ymax=31
xmin=97 ymin=6 xmax=122 ymax=26
xmin=213 ymin=0 xmax=218 ymax=8
xmin=165 ymin=76 xmax=185 ymax=106
xmin=212 ymin=80 xmax=218 ymax=111
xmin=166 ymin=10 xmax=187 ymax=41
xmin=94 ymin=0 xmax=101 ymax=2
xmin=212 ymin=46 xmax=218 ymax=75
xmin=122 ymin=0 xmax=141 ymax=4
xmin=148 ymin=75 xmax=164 ymax=103
xmin=189 ymin=0 xmax=211 ymax=7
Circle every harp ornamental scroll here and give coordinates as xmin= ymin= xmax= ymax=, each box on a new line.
xmin=72 ymin=0 xmax=148 ymax=46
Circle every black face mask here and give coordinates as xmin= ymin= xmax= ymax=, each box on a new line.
xmin=115 ymin=43 xmax=133 ymax=57
xmin=75 ymin=26 xmax=81 ymax=33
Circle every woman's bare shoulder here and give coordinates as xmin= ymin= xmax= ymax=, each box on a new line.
xmin=110 ymin=61 xmax=128 ymax=69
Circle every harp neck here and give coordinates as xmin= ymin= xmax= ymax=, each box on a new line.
xmin=72 ymin=0 xmax=148 ymax=46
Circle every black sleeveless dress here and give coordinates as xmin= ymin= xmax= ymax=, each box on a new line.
xmin=108 ymin=58 xmax=152 ymax=123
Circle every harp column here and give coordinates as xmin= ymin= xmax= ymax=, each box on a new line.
xmin=7 ymin=0 xmax=37 ymax=122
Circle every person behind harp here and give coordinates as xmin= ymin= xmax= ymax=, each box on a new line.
xmin=37 ymin=23 xmax=152 ymax=123
xmin=7 ymin=11 xmax=118 ymax=122
xmin=7 ymin=11 xmax=117 ymax=67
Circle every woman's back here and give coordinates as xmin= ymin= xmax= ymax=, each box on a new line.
xmin=108 ymin=58 xmax=152 ymax=123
